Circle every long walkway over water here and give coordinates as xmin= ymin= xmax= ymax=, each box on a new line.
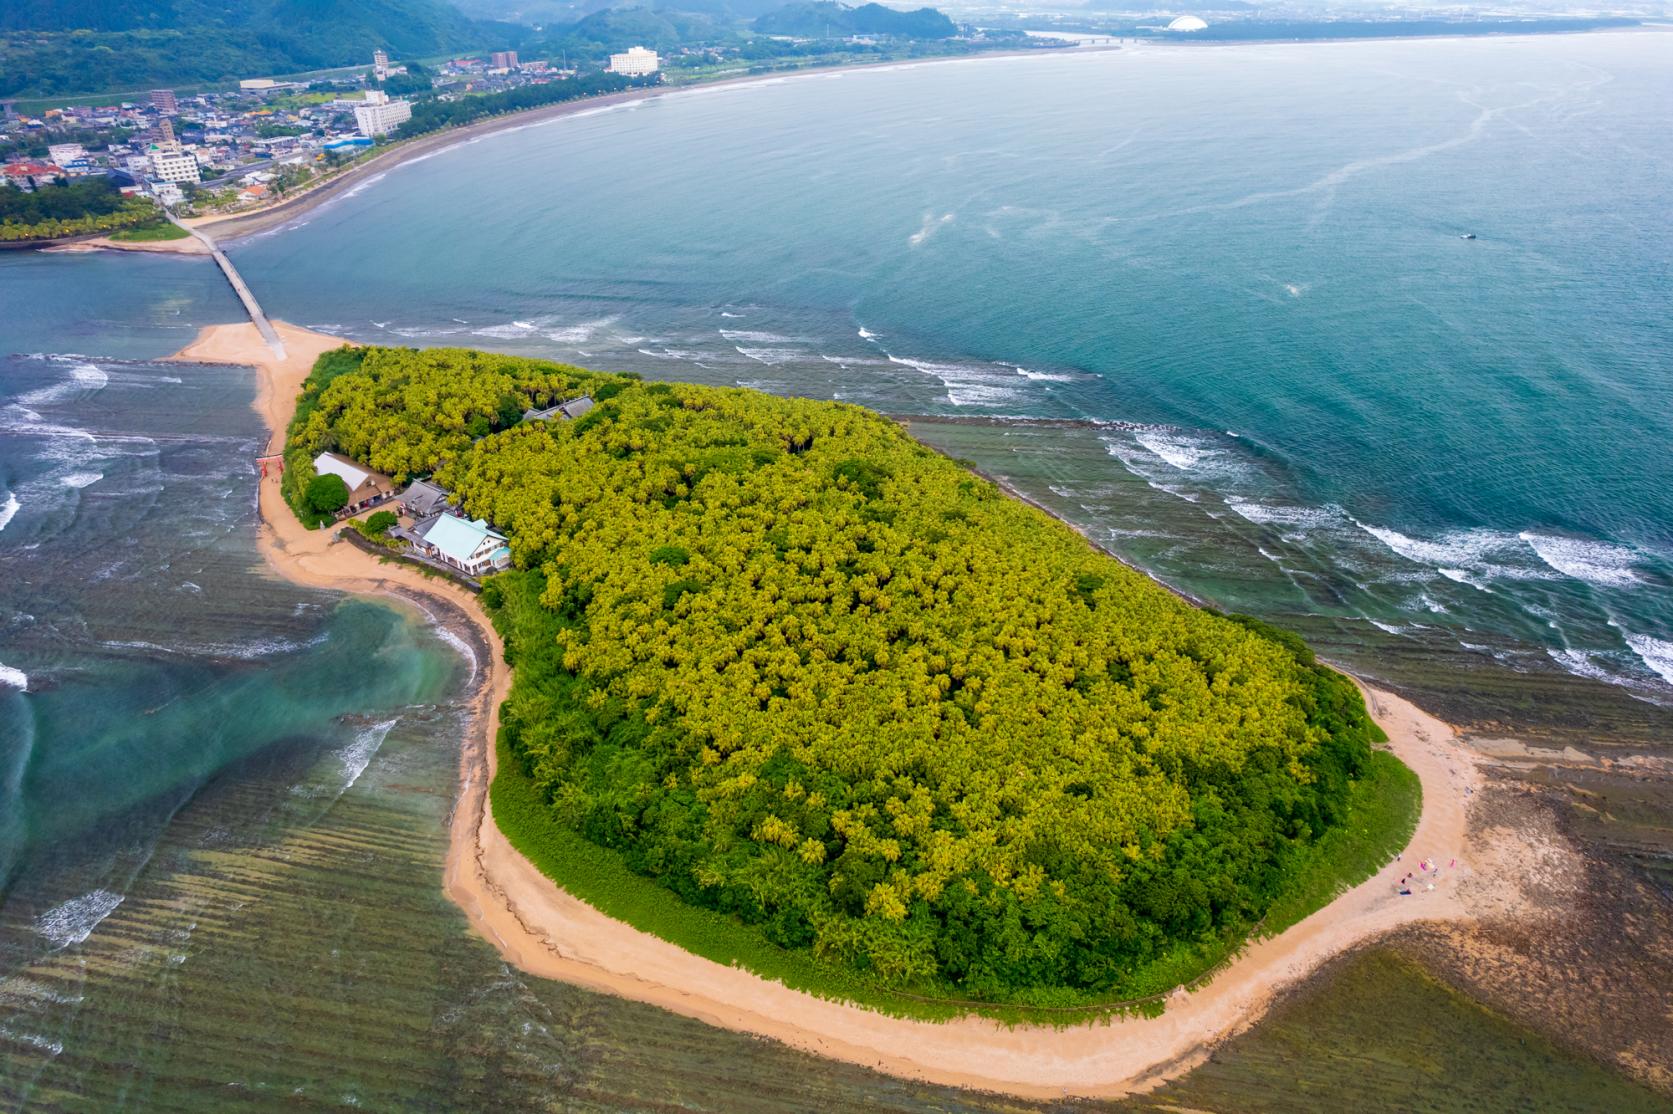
xmin=169 ymin=214 xmax=286 ymax=360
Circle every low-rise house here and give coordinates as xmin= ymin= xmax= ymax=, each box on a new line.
xmin=398 ymin=478 xmax=452 ymax=518
xmin=522 ymin=395 xmax=595 ymax=423
xmin=312 ymin=451 xmax=394 ymax=512
xmin=416 ymin=513 xmax=510 ymax=577
xmin=2 ymin=161 xmax=64 ymax=188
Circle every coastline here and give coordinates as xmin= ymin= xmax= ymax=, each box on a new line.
xmin=186 ymin=318 xmax=1520 ymax=1099
xmin=41 ymin=233 xmax=210 ymax=256
xmin=175 ymin=46 xmax=1104 ymax=244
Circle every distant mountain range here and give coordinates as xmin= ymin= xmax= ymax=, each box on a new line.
xmin=753 ymin=1 xmax=956 ymax=39
xmin=0 ymin=0 xmax=967 ymax=99
xmin=0 ymin=0 xmax=520 ymax=97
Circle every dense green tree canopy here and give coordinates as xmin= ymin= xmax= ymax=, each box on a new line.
xmin=0 ymin=179 xmax=163 ymax=242
xmin=0 ymin=0 xmax=518 ymax=96
xmin=287 ymin=346 xmax=1380 ymax=998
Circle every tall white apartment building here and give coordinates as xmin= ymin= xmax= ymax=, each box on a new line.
xmin=353 ymin=90 xmax=412 ymax=136
xmin=149 ymin=143 xmax=201 ymax=185
xmin=607 ymin=46 xmax=659 ymax=77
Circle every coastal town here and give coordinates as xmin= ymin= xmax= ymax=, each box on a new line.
xmin=1 ymin=46 xmax=664 ymax=218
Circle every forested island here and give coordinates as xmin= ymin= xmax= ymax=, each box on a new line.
xmin=286 ymin=346 xmax=1412 ymax=1010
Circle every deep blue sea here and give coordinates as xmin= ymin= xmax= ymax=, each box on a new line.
xmin=2 ymin=31 xmax=1672 ymax=1109
xmin=226 ymin=32 xmax=1673 ymax=715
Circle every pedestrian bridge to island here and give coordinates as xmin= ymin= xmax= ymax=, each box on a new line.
xmin=167 ymin=213 xmax=287 ymax=360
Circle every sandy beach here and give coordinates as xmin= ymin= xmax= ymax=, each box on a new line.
xmin=182 ymin=47 xmax=1108 ymax=244
xmin=38 ymin=233 xmax=210 ymax=256
xmin=186 ymin=318 xmax=1513 ymax=1098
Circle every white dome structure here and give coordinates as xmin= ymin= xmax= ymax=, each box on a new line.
xmin=1167 ymin=15 xmax=1208 ymax=31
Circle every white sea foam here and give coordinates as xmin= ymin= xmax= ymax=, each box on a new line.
xmin=341 ymin=172 xmax=386 ymax=199
xmin=59 ymin=472 xmax=101 ymax=489
xmin=909 ymin=211 xmax=955 ymax=247
xmin=1356 ymin=523 xmax=1519 ymax=569
xmin=1548 ymin=648 xmax=1621 ymax=686
xmin=1015 ymin=367 xmax=1076 ymax=382
xmin=1438 ymin=567 xmax=1490 ymax=591
xmin=36 ymin=889 xmax=123 ymax=948
xmin=1133 ymin=430 xmax=1209 ymax=471
xmin=720 ymin=311 xmax=745 ymax=319
xmin=887 ymin=354 xmax=1021 ymax=407
xmin=472 ymin=321 xmax=537 ymax=339
xmin=0 ymin=492 xmax=18 ymax=532
xmin=858 ymin=327 xmax=880 ymax=340
xmin=821 ymin=353 xmax=890 ymax=367
xmin=1225 ymin=500 xmax=1339 ymax=528
xmin=338 ymin=719 xmax=398 ymax=792
xmin=720 ymin=329 xmax=797 ymax=344
xmin=735 ymin=346 xmax=803 ymax=366
xmin=0 ymin=1026 xmax=63 ymax=1056
xmin=1519 ymin=532 xmax=1640 ymax=588
xmin=545 ymin=316 xmax=618 ymax=344
xmin=432 ymin=626 xmax=478 ymax=681
xmin=1623 ymin=633 xmax=1673 ymax=686
xmin=103 ymin=631 xmax=326 ymax=660
xmin=17 ymin=362 xmax=108 ymax=408
xmin=0 ymin=662 xmax=25 ymax=690
xmin=389 ymin=325 xmax=466 ymax=339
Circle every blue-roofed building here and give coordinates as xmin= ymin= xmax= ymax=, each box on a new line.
xmin=417 ymin=513 xmax=511 ymax=577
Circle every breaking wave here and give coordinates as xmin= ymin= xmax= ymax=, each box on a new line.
xmin=1624 ymin=632 xmax=1673 ymax=687
xmin=1520 ymin=532 xmax=1641 ymax=588
xmin=338 ymin=719 xmax=399 ymax=792
xmin=36 ymin=889 xmax=123 ymax=949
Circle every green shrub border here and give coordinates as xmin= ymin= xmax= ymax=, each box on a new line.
xmin=488 ymin=700 xmax=1419 ymax=1024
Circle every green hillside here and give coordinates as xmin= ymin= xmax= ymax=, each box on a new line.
xmin=752 ymin=1 xmax=956 ymax=39
xmin=0 ymin=0 xmax=519 ymax=97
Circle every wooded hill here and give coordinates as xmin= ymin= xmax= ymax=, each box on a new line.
xmin=286 ymin=346 xmax=1385 ymax=1000
xmin=0 ymin=0 xmax=516 ymax=97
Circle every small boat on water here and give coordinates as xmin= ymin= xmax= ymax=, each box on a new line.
xmin=1460 ymin=233 xmax=1477 ymax=240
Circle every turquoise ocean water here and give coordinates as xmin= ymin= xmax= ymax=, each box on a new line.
xmin=227 ymin=32 xmax=1673 ymax=723
xmin=2 ymin=32 xmax=1671 ymax=1110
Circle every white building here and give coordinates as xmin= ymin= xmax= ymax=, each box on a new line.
xmin=608 ymin=46 xmax=659 ymax=77
xmin=148 ymin=143 xmax=201 ymax=185
xmin=353 ymin=90 xmax=412 ymax=137
xmin=47 ymin=143 xmax=86 ymax=166
xmin=415 ymin=513 xmax=511 ymax=577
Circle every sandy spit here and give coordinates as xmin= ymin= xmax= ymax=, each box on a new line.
xmin=183 ymin=320 xmax=1492 ymax=1099
xmin=40 ymin=234 xmax=210 ymax=256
